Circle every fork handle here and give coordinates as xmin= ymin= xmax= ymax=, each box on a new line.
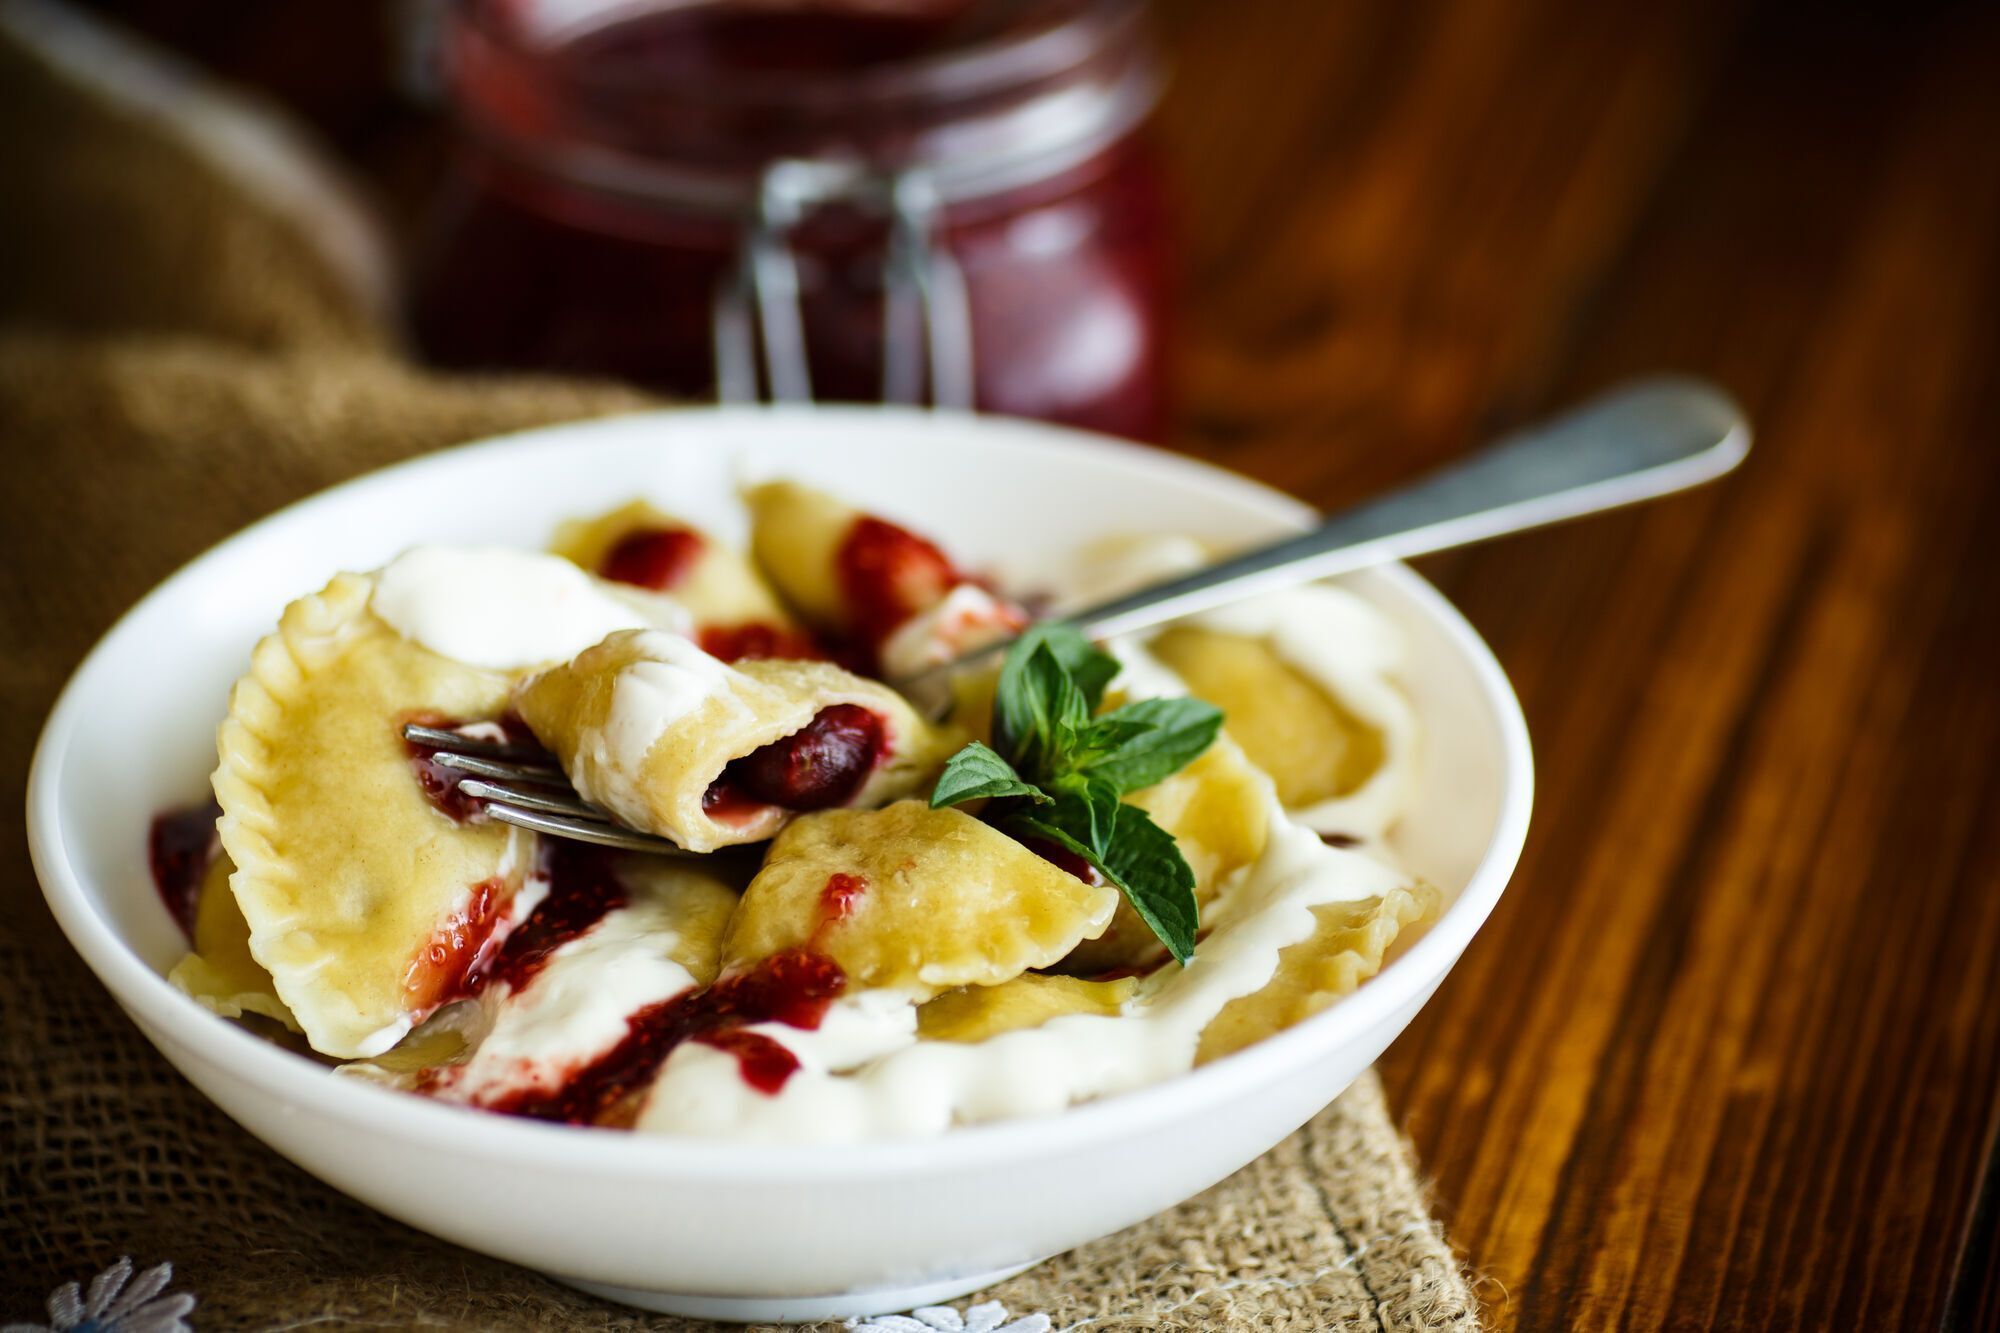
xmin=1074 ymin=376 xmax=1748 ymax=639
xmin=895 ymin=376 xmax=1749 ymax=691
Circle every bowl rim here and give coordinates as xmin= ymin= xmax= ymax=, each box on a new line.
xmin=25 ymin=405 xmax=1532 ymax=1180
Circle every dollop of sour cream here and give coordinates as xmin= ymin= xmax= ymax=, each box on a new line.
xmin=370 ymin=545 xmax=688 ymax=671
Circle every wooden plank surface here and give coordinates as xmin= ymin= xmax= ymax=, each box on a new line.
xmin=67 ymin=0 xmax=2000 ymax=1327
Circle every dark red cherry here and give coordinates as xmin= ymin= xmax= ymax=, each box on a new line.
xmin=835 ymin=515 xmax=961 ymax=648
xmin=148 ymin=802 xmax=220 ymax=939
xmin=599 ymin=526 xmax=705 ymax=590
xmin=710 ymin=704 xmax=885 ymax=812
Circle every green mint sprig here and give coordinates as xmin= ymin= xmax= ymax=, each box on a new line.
xmin=929 ymin=624 xmax=1223 ymax=964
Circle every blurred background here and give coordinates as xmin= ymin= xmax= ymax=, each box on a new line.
xmin=4 ymin=1 xmax=1996 ymax=1327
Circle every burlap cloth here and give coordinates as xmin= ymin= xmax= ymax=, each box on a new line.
xmin=0 ymin=7 xmax=1479 ymax=1328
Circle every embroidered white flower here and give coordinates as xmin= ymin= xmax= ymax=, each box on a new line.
xmin=847 ymin=1300 xmax=1050 ymax=1333
xmin=4 ymin=1257 xmax=194 ymax=1333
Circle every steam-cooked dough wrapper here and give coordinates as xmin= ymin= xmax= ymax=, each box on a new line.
xmin=1195 ymin=880 xmax=1438 ymax=1063
xmin=743 ymin=480 xmax=858 ymax=629
xmin=1151 ymin=625 xmax=1385 ymax=810
xmin=167 ymin=852 xmax=297 ymax=1030
xmin=212 ymin=572 xmax=534 ymax=1059
xmin=917 ymin=973 xmax=1137 ymax=1043
xmin=1147 ymin=587 xmax=1417 ymax=839
xmin=551 ymin=500 xmax=800 ymax=632
xmin=1062 ymin=733 xmax=1275 ymax=975
xmin=514 ymin=629 xmax=960 ymax=853
xmin=722 ymin=801 xmax=1120 ymax=998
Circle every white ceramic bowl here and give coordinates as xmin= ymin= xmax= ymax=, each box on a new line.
xmin=27 ymin=408 xmax=1531 ymax=1323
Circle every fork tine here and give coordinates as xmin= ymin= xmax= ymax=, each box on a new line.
xmin=401 ymin=723 xmax=551 ymax=761
xmin=482 ymin=803 xmax=695 ymax=856
xmin=458 ymin=778 xmax=612 ymax=822
xmin=427 ymin=751 xmax=570 ymax=785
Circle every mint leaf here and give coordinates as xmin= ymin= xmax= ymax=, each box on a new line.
xmin=1005 ymin=800 xmax=1200 ymax=965
xmin=1081 ymin=697 xmax=1225 ymax=795
xmin=1099 ymin=805 xmax=1200 ymax=964
xmin=965 ymin=622 xmax=1217 ymax=964
xmin=996 ymin=640 xmax=1085 ymax=771
xmin=930 ymin=742 xmax=1051 ymax=809
xmin=1040 ymin=777 xmax=1123 ymax=859
xmin=997 ymin=626 xmax=1119 ymax=756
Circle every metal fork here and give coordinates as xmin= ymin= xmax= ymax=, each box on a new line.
xmin=402 ymin=724 xmax=697 ymax=855
xmin=408 ymin=376 xmax=1748 ymax=852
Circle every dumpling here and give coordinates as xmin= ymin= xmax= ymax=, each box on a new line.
xmin=514 ymin=629 xmax=961 ymax=853
xmin=916 ymin=973 xmax=1136 ymax=1043
xmin=743 ymin=480 xmax=1023 ymax=676
xmin=550 ymin=500 xmax=820 ymax=662
xmin=1145 ymin=586 xmax=1416 ymax=839
xmin=1149 ymin=625 xmax=1384 ymax=809
xmin=1194 ymin=881 xmax=1437 ymax=1063
xmin=167 ymin=851 xmax=297 ymax=1030
xmin=212 ymin=571 xmax=537 ymax=1059
xmin=720 ymin=801 xmax=1120 ymax=998
xmin=1060 ymin=733 xmax=1274 ymax=976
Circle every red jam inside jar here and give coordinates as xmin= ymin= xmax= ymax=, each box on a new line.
xmin=411 ymin=0 xmax=1170 ymax=441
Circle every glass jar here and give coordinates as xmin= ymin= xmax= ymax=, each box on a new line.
xmin=410 ymin=0 xmax=1171 ymax=442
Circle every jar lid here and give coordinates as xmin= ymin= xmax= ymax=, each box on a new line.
xmin=447 ymin=0 xmax=1162 ymax=212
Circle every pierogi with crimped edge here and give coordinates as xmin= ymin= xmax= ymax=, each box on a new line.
xmin=211 ymin=571 xmax=535 ymax=1059
xmin=720 ymin=801 xmax=1120 ymax=998
xmin=1195 ymin=880 xmax=1439 ymax=1063
xmin=513 ymin=629 xmax=962 ymax=853
xmin=159 ymin=478 xmax=1439 ymax=1142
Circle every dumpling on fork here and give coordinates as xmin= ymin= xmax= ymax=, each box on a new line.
xmin=514 ymin=629 xmax=962 ymax=853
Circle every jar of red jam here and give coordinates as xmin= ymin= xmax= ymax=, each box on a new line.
xmin=410 ymin=0 xmax=1171 ymax=442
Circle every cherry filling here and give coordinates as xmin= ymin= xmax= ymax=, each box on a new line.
xmin=697 ymin=621 xmax=825 ymax=664
xmin=819 ymin=872 xmax=869 ymax=923
xmin=478 ymin=839 xmax=629 ymax=996
xmin=597 ymin=525 xmax=705 ymax=591
xmin=835 ymin=516 xmax=963 ymax=650
xmin=702 ymin=703 xmax=887 ymax=817
xmin=489 ymin=947 xmax=847 ymax=1121
xmin=405 ymin=839 xmax=633 ymax=1012
xmin=148 ymin=801 xmax=221 ymax=940
xmin=404 ymin=878 xmax=506 ymax=1009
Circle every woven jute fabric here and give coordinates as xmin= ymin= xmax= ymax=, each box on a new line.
xmin=0 ymin=8 xmax=1479 ymax=1329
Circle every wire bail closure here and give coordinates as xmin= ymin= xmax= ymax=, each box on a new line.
xmin=713 ymin=161 xmax=975 ymax=410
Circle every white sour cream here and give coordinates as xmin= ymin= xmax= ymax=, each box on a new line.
xmin=560 ymin=630 xmax=756 ymax=825
xmin=877 ymin=584 xmax=1021 ymax=682
xmin=420 ymin=894 xmax=703 ymax=1110
xmin=371 ymin=545 xmax=688 ymax=671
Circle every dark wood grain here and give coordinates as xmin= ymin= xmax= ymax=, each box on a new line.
xmin=68 ymin=0 xmax=2000 ymax=1327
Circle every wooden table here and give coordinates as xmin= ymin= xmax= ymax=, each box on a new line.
xmin=78 ymin=1 xmax=2000 ymax=1326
